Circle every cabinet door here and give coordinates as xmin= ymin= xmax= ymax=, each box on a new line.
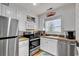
xmin=40 ymin=37 xmax=49 ymax=52
xmin=25 ymin=40 xmax=29 ymax=56
xmin=47 ymin=39 xmax=58 ymax=56
xmin=19 ymin=47 xmax=26 ymax=56
xmin=57 ymin=41 xmax=62 ymax=56
xmin=40 ymin=37 xmax=47 ymax=50
xmin=19 ymin=40 xmax=29 ymax=56
xmin=40 ymin=37 xmax=58 ymax=56
xmin=42 ymin=38 xmax=50 ymax=52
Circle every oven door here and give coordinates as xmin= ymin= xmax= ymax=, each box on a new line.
xmin=29 ymin=39 xmax=40 ymax=49
xmin=29 ymin=38 xmax=40 ymax=56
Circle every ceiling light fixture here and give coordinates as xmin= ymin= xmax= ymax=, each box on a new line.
xmin=33 ymin=3 xmax=37 ymax=6
xmin=47 ymin=8 xmax=56 ymax=17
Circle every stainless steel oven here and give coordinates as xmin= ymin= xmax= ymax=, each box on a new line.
xmin=29 ymin=38 xmax=40 ymax=49
xmin=29 ymin=38 xmax=40 ymax=56
xmin=23 ymin=32 xmax=40 ymax=56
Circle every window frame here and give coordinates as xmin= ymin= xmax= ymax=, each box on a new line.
xmin=44 ymin=16 xmax=63 ymax=34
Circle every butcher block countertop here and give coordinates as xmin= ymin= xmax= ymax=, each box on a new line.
xmin=19 ymin=37 xmax=29 ymax=42
xmin=41 ymin=36 xmax=77 ymax=43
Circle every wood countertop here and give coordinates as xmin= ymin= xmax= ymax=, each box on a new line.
xmin=19 ymin=37 xmax=29 ymax=42
xmin=41 ymin=36 xmax=77 ymax=43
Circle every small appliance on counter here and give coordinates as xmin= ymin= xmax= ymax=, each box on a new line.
xmin=65 ymin=31 xmax=75 ymax=39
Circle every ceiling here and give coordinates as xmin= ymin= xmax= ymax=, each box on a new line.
xmin=14 ymin=3 xmax=67 ymax=16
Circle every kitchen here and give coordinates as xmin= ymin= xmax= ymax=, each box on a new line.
xmin=0 ymin=3 xmax=79 ymax=56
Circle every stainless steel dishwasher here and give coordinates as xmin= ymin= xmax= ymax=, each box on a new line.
xmin=58 ymin=40 xmax=68 ymax=56
xmin=58 ymin=40 xmax=76 ymax=56
xmin=67 ymin=41 xmax=76 ymax=56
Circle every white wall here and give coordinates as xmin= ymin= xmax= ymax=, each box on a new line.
xmin=0 ymin=3 xmax=38 ymax=32
xmin=38 ymin=3 xmax=75 ymax=34
xmin=38 ymin=13 xmax=46 ymax=30
xmin=76 ymin=4 xmax=79 ymax=42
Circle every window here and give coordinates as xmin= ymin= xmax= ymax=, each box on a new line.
xmin=45 ymin=18 xmax=61 ymax=34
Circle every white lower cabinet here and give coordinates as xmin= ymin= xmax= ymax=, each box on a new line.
xmin=40 ymin=37 xmax=58 ymax=56
xmin=40 ymin=38 xmax=49 ymax=52
xmin=47 ymin=39 xmax=58 ymax=56
xmin=19 ymin=40 xmax=29 ymax=56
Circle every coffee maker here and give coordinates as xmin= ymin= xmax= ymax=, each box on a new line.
xmin=65 ymin=31 xmax=75 ymax=39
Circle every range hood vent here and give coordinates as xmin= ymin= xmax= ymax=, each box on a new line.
xmin=1 ymin=3 xmax=9 ymax=6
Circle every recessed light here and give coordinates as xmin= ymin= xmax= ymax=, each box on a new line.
xmin=33 ymin=3 xmax=37 ymax=6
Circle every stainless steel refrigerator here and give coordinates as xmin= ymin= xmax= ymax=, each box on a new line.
xmin=0 ymin=16 xmax=18 ymax=56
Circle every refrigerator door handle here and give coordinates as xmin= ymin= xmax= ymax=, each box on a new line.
xmin=0 ymin=36 xmax=18 ymax=40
